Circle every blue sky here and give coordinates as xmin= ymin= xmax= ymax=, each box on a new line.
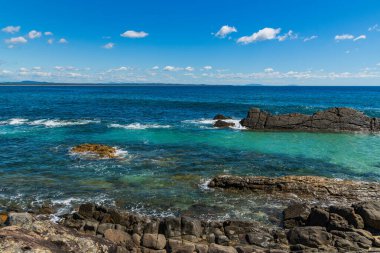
xmin=1 ymin=0 xmax=380 ymax=85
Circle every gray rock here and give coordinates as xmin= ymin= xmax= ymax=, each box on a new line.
xmin=7 ymin=212 xmax=33 ymax=229
xmin=104 ymin=228 xmax=132 ymax=246
xmin=142 ymin=233 xmax=166 ymax=250
xmin=160 ymin=217 xmax=181 ymax=238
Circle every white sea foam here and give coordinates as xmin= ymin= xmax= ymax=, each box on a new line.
xmin=109 ymin=123 xmax=171 ymax=130
xmin=199 ymin=178 xmax=212 ymax=191
xmin=0 ymin=118 xmax=100 ymax=127
xmin=183 ymin=118 xmax=246 ymax=130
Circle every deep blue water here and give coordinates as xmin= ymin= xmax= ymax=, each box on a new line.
xmin=1 ymin=85 xmax=380 ymax=221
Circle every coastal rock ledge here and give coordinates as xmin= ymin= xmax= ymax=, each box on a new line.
xmin=208 ymin=175 xmax=380 ymax=203
xmin=240 ymin=107 xmax=380 ymax=132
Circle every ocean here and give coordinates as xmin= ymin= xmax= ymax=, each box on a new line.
xmin=1 ymin=85 xmax=380 ymax=222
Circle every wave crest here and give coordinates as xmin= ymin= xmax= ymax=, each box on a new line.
xmin=108 ymin=123 xmax=171 ymax=130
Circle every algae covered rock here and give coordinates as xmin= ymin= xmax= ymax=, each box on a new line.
xmin=71 ymin=143 xmax=117 ymax=158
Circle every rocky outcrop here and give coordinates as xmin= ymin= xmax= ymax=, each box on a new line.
xmin=71 ymin=143 xmax=117 ymax=158
xmin=213 ymin=114 xmax=232 ymax=120
xmin=3 ymin=201 xmax=380 ymax=252
xmin=213 ymin=120 xmax=235 ymax=128
xmin=240 ymin=107 xmax=380 ymax=133
xmin=208 ymin=175 xmax=380 ymax=203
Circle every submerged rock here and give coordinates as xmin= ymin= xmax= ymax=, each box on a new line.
xmin=213 ymin=120 xmax=235 ymax=128
xmin=208 ymin=175 xmax=380 ymax=203
xmin=240 ymin=107 xmax=380 ymax=133
xmin=71 ymin=143 xmax=117 ymax=158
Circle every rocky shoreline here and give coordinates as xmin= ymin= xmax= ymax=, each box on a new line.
xmin=2 ymin=200 xmax=380 ymax=252
xmin=2 ymin=175 xmax=380 ymax=252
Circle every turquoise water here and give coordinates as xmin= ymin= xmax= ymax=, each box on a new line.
xmin=0 ymin=86 xmax=380 ymax=221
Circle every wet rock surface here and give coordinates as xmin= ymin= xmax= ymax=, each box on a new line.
xmin=2 ymin=201 xmax=380 ymax=252
xmin=71 ymin=143 xmax=118 ymax=158
xmin=213 ymin=120 xmax=235 ymax=128
xmin=208 ymin=175 xmax=380 ymax=203
xmin=240 ymin=107 xmax=380 ymax=133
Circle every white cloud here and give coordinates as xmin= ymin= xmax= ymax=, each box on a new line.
xmin=335 ymin=34 xmax=366 ymax=42
xmin=303 ymin=35 xmax=318 ymax=42
xmin=152 ymin=66 xmax=160 ymax=70
xmin=2 ymin=26 xmax=20 ymax=34
xmin=353 ymin=35 xmax=366 ymax=41
xmin=163 ymin=66 xmax=178 ymax=71
xmin=54 ymin=66 xmax=65 ymax=71
xmin=58 ymin=38 xmax=68 ymax=43
xmin=28 ymin=30 xmax=42 ymax=39
xmin=237 ymin=27 xmax=281 ymax=44
xmin=120 ymin=30 xmax=148 ymax=38
xmin=44 ymin=31 xmax=53 ymax=36
xmin=203 ymin=66 xmax=213 ymax=70
xmin=264 ymin=67 xmax=274 ymax=73
xmin=32 ymin=66 xmax=41 ymax=70
xmin=19 ymin=67 xmax=28 ymax=72
xmin=107 ymin=66 xmax=131 ymax=72
xmin=277 ymin=30 xmax=297 ymax=41
xmin=368 ymin=24 xmax=380 ymax=32
xmin=185 ymin=66 xmax=194 ymax=71
xmin=5 ymin=36 xmax=27 ymax=44
xmin=103 ymin=42 xmax=115 ymax=49
xmin=47 ymin=39 xmax=54 ymax=44
xmin=334 ymin=34 xmax=354 ymax=41
xmin=215 ymin=25 xmax=237 ymax=38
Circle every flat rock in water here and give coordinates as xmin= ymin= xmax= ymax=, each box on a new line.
xmin=71 ymin=143 xmax=117 ymax=158
xmin=240 ymin=107 xmax=380 ymax=132
xmin=213 ymin=120 xmax=235 ymax=128
xmin=208 ymin=175 xmax=380 ymax=203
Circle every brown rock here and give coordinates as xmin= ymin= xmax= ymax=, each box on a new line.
xmin=283 ymin=204 xmax=311 ymax=228
xmin=71 ymin=143 xmax=118 ymax=158
xmin=287 ymin=226 xmax=332 ymax=248
xmin=104 ymin=228 xmax=132 ymax=246
xmin=142 ymin=233 xmax=166 ymax=250
xmin=208 ymin=175 xmax=380 ymax=203
xmin=353 ymin=201 xmax=380 ymax=230
xmin=209 ymin=243 xmax=238 ymax=253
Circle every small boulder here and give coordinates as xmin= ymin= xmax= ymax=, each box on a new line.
xmin=213 ymin=114 xmax=232 ymax=120
xmin=283 ymin=203 xmax=311 ymax=228
xmin=78 ymin=203 xmax=95 ymax=218
xmin=208 ymin=243 xmax=238 ymax=253
xmin=181 ymin=216 xmax=202 ymax=237
xmin=307 ymin=207 xmax=329 ymax=227
xmin=287 ymin=226 xmax=332 ymax=248
xmin=104 ymin=229 xmax=132 ymax=246
xmin=142 ymin=233 xmax=166 ymax=250
xmin=7 ymin=212 xmax=33 ymax=229
xmin=353 ymin=201 xmax=380 ymax=230
xmin=213 ymin=120 xmax=235 ymax=128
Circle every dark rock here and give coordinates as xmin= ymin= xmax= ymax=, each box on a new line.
xmin=78 ymin=203 xmax=95 ymax=218
xmin=329 ymin=205 xmax=364 ymax=229
xmin=216 ymin=234 xmax=230 ymax=245
xmin=283 ymin=203 xmax=311 ymax=228
xmin=208 ymin=175 xmax=380 ymax=203
xmin=213 ymin=120 xmax=235 ymax=128
xmin=307 ymin=207 xmax=329 ymax=227
xmin=331 ymin=230 xmax=372 ymax=249
xmin=287 ymin=226 xmax=332 ymax=248
xmin=213 ymin=114 xmax=232 ymax=120
xmin=159 ymin=217 xmax=181 ymax=238
xmin=327 ymin=213 xmax=351 ymax=231
xmin=83 ymin=220 xmax=99 ymax=234
xmin=240 ymin=107 xmax=380 ymax=133
xmin=353 ymin=201 xmax=380 ymax=230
